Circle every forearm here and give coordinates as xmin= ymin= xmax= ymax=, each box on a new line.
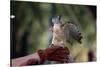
xmin=11 ymin=52 xmax=40 ymax=66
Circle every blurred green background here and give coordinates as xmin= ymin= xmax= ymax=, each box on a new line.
xmin=11 ymin=1 xmax=96 ymax=63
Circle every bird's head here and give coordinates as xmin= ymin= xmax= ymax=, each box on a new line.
xmin=52 ymin=16 xmax=61 ymax=24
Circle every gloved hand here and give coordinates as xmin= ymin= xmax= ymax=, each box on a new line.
xmin=37 ymin=46 xmax=70 ymax=64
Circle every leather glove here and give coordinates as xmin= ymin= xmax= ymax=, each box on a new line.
xmin=37 ymin=46 xmax=70 ymax=64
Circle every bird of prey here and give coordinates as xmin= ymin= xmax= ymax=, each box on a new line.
xmin=50 ymin=16 xmax=83 ymax=46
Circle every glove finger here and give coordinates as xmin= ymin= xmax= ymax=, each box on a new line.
xmin=54 ymin=49 xmax=70 ymax=55
xmin=54 ymin=51 xmax=69 ymax=55
xmin=49 ymin=54 xmax=68 ymax=60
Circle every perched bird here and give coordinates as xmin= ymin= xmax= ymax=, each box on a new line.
xmin=49 ymin=16 xmax=83 ymax=63
xmin=50 ymin=16 xmax=83 ymax=46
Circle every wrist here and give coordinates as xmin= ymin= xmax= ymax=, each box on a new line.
xmin=37 ymin=50 xmax=47 ymax=64
xmin=25 ymin=52 xmax=41 ymax=65
xmin=31 ymin=52 xmax=40 ymax=62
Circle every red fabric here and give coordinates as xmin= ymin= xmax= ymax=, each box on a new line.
xmin=38 ymin=46 xmax=70 ymax=64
